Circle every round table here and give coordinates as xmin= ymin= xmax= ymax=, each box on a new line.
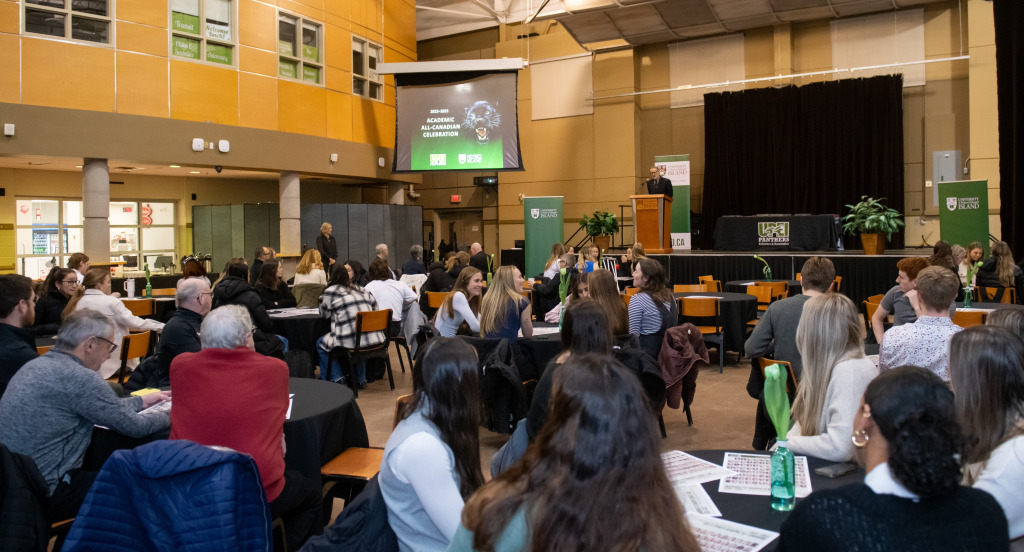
xmin=725 ymin=280 xmax=802 ymax=296
xmin=687 ymin=450 xmax=865 ymax=539
xmin=515 ymin=324 xmax=562 ymax=381
xmin=270 ymin=310 xmax=331 ymax=368
xmin=673 ymin=292 xmax=757 ymax=354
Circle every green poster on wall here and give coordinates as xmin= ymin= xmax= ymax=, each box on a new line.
xmin=172 ymin=12 xmax=200 ymax=35
xmin=206 ymin=43 xmax=232 ymax=65
xmin=938 ymin=180 xmax=989 ymax=255
xmin=524 ymin=197 xmax=563 ymax=278
xmin=172 ymin=36 xmax=200 ymax=59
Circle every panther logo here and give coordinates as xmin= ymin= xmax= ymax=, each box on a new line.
xmin=463 ymin=101 xmax=500 ymax=144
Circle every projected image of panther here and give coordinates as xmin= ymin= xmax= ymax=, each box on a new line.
xmin=463 ymin=101 xmax=501 ymax=144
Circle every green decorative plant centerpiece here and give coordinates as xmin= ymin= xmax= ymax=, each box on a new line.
xmin=963 ymin=261 xmax=983 ymax=307
xmin=486 ymin=254 xmax=495 ymax=285
xmin=840 ymin=196 xmax=905 ymax=255
xmin=579 ymin=209 xmax=620 ymax=254
xmin=753 ymin=254 xmax=773 ymax=281
xmin=143 ymin=263 xmax=152 ymax=298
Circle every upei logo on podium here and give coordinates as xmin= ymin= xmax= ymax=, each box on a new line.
xmin=946 ymin=197 xmax=958 ymax=211
xmin=758 ymin=222 xmax=790 ymax=246
xmin=530 ymin=209 xmax=540 ymax=219
xmin=947 ymin=196 xmax=980 ymax=211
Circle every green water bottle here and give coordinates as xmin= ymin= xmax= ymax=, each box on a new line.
xmin=771 ymin=441 xmax=795 ymax=511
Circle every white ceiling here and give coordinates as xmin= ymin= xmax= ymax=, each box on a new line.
xmin=416 ymin=0 xmax=947 ymax=46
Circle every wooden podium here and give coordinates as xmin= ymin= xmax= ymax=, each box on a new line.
xmin=630 ymin=194 xmax=672 ymax=253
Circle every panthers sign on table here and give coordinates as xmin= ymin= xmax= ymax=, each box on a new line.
xmin=758 ymin=222 xmax=790 ymax=246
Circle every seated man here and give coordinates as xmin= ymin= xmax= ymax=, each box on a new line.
xmin=156 ymin=278 xmax=212 ymax=383
xmin=871 ymin=257 xmax=929 ymax=344
xmin=0 ymin=310 xmax=171 ymax=521
xmin=364 ymin=258 xmax=417 ymax=337
xmin=170 ymin=305 xmax=319 ymax=551
xmin=0 ymin=274 xmax=38 ymax=399
xmin=879 ymin=266 xmax=962 ymax=382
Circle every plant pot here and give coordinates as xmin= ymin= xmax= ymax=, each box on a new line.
xmin=860 ymin=233 xmax=885 ymax=255
xmin=593 ymin=235 xmax=611 ymax=253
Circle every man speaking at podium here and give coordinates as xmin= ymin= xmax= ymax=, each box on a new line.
xmin=646 ymin=165 xmax=673 ymax=198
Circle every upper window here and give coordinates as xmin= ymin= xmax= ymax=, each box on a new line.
xmin=278 ymin=12 xmax=322 ymax=85
xmin=171 ymin=0 xmax=235 ymax=66
xmin=24 ymin=0 xmax=111 ymax=44
xmin=352 ymin=36 xmax=383 ymax=101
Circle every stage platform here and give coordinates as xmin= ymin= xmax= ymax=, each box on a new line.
xmin=503 ymin=248 xmax=932 ymax=304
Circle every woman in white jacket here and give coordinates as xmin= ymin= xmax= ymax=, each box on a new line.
xmin=63 ymin=267 xmax=163 ymax=379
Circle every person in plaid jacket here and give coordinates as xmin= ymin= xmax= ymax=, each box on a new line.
xmin=317 ymin=264 xmax=386 ymax=388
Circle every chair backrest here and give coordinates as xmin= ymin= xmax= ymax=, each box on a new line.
xmin=833 ymin=276 xmax=842 ymax=292
xmin=758 ymin=281 xmax=789 ymax=298
xmin=624 ymin=287 xmax=640 ymax=296
xmin=120 ymin=331 xmax=151 ymax=363
xmin=354 ymin=309 xmax=391 ymax=353
xmin=866 ymin=294 xmax=885 ymax=304
xmin=601 ymin=256 xmax=618 ymax=273
xmin=677 ymin=296 xmax=720 ymax=318
xmin=705 ymin=279 xmax=723 ymax=292
xmin=393 ymin=394 xmax=413 ymax=428
xmin=758 ymin=357 xmax=798 ymax=394
xmin=674 ymin=284 xmax=708 ymax=293
xmin=976 ymin=286 xmax=1016 ymax=305
xmin=425 ymin=291 xmax=451 ymax=309
xmin=621 ymin=293 xmax=630 ymax=308
xmin=122 ymin=299 xmax=155 ymax=317
xmin=863 ymin=301 xmax=881 ymax=330
xmin=151 ymin=288 xmax=176 ymax=297
xmin=292 ymin=283 xmax=325 ymax=308
xmin=746 ymin=285 xmax=774 ymax=305
xmin=37 ymin=345 xmax=52 ymax=355
xmin=698 ymin=275 xmax=715 ymax=285
xmin=952 ymin=310 xmax=987 ymax=328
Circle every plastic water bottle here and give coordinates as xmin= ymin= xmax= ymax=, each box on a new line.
xmin=771 ymin=441 xmax=795 ymax=511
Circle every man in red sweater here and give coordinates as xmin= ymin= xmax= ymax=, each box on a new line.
xmin=170 ymin=305 xmax=319 ymax=550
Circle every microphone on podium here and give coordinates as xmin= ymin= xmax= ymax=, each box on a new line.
xmin=636 ymin=177 xmax=649 ymax=194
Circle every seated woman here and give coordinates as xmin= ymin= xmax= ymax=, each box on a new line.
xmin=543 ymin=270 xmax=588 ymax=323
xmin=987 ymin=308 xmax=1024 ymax=340
xmin=533 ymin=253 xmax=576 ymax=315
xmin=576 ymin=244 xmax=599 ymax=272
xmin=433 ymin=267 xmax=483 ymax=338
xmin=628 ymin=257 xmax=677 ymax=359
xmin=480 ymin=266 xmax=532 ymax=341
xmin=32 ymin=267 xmax=76 ymax=336
xmin=344 ymin=259 xmax=369 ymax=287
xmin=450 ymin=353 xmax=700 ymax=552
xmin=254 ymin=260 xmax=297 ymax=310
xmin=364 ymin=258 xmax=417 ymax=337
xmin=976 ymin=241 xmax=1024 ymax=304
xmin=419 ymin=252 xmax=457 ymax=318
xmin=617 ymin=242 xmax=646 ymax=280
xmin=784 ymin=293 xmax=877 ymax=462
xmin=63 ymin=267 xmax=165 ymax=380
xmin=380 ymin=337 xmax=484 ymax=552
xmin=212 ymin=260 xmax=284 ymax=358
xmin=180 ymin=256 xmax=209 ymax=284
xmin=960 ymin=240 xmax=985 ymax=286
xmin=777 ymin=366 xmax=1008 ymax=551
xmin=293 ymin=249 xmax=327 ymax=287
xmin=317 ymin=264 xmax=384 ymax=388
xmin=950 ymin=325 xmax=1024 ymax=546
xmin=541 ymin=243 xmax=567 ymax=280
xmin=587 ymin=268 xmax=629 ymax=335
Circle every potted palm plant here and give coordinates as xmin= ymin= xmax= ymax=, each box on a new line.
xmin=841 ymin=196 xmax=905 ymax=255
xmin=579 ymin=209 xmax=619 ymax=253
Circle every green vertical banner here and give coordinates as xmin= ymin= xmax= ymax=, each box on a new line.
xmin=655 ymin=154 xmax=691 ymax=250
xmin=938 ymin=180 xmax=989 ymax=254
xmin=524 ymin=197 xmax=563 ymax=278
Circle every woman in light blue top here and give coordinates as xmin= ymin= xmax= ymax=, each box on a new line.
xmin=434 ymin=267 xmax=483 ymax=337
xmin=380 ymin=338 xmax=484 ymax=552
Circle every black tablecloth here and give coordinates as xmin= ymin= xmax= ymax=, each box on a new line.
xmin=714 ymin=215 xmax=840 ymax=251
xmin=724 ymin=280 xmax=802 ymax=296
xmin=271 ymin=311 xmax=331 ymax=368
xmin=687 ymin=450 xmax=865 ymax=538
xmin=516 ymin=331 xmax=561 ymax=381
xmin=673 ymin=292 xmax=757 ymax=354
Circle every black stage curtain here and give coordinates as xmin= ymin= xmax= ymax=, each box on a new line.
xmin=994 ymin=0 xmax=1024 ymax=259
xmin=700 ymin=75 xmax=904 ymax=250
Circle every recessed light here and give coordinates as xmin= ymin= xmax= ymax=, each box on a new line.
xmin=189 ymin=171 xmax=201 ymax=174
xmin=170 ymin=165 xmax=181 ymax=168
xmin=75 ymin=165 xmax=82 ymax=169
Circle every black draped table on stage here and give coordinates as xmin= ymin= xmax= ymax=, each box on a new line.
xmin=687 ymin=450 xmax=865 ymax=539
xmin=725 ymin=280 xmax=802 ymax=296
xmin=713 ymin=215 xmax=840 ymax=251
xmin=673 ymin=292 xmax=757 ymax=354
xmin=84 ymin=378 xmax=368 ymax=487
xmin=270 ymin=309 xmax=331 ymax=367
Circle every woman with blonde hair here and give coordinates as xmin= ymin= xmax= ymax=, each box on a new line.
xmin=783 ymin=293 xmax=877 ymax=462
xmin=587 ymin=268 xmax=628 ymax=335
xmin=480 ymin=265 xmax=533 ymax=341
xmin=576 ymin=244 xmax=599 ymax=272
xmin=976 ymin=241 xmax=1024 ymax=304
xmin=293 ymin=249 xmax=327 ymax=286
xmin=434 ymin=267 xmax=483 ymax=338
xmin=542 ymin=243 xmax=568 ymax=280
xmin=63 ymin=267 xmax=164 ymax=379
xmin=618 ymin=242 xmax=646 ymax=280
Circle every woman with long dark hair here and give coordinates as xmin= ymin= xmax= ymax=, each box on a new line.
xmin=317 ymin=263 xmax=383 ymax=386
xmin=950 ymin=325 xmax=1024 ymax=545
xmin=777 ymin=366 xmax=1008 ymax=550
xmin=628 ymin=257 xmax=677 ymax=359
xmin=212 ymin=259 xmax=284 ymax=358
xmin=32 ymin=267 xmax=76 ymax=335
xmin=479 ymin=265 xmax=532 ymax=341
xmin=343 ymin=259 xmax=369 ymax=287
xmin=433 ymin=267 xmax=483 ymax=338
xmin=254 ymin=259 xmax=296 ymax=310
xmin=451 ymin=354 xmax=700 ymax=552
xmin=380 ymin=337 xmax=483 ymax=552
xmin=587 ymin=268 xmax=629 ymax=335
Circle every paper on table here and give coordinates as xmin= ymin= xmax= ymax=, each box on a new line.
xmin=737 ymin=282 xmax=756 ymax=286
xmin=269 ymin=308 xmax=320 ymax=318
xmin=674 ymin=482 xmax=721 ymax=517
xmin=686 ymin=513 xmax=779 ymax=552
xmin=286 ymin=393 xmax=295 ymax=420
xmin=718 ymin=452 xmax=811 ymax=497
xmin=530 ymin=326 xmax=560 ymax=336
xmin=662 ymin=450 xmax=737 ymax=485
xmin=683 ymin=295 xmax=724 ymax=299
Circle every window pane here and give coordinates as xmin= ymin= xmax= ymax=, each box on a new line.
xmin=25 ymin=9 xmax=65 ymax=37
xmin=27 ymin=0 xmax=64 ymax=8
xmin=71 ymin=17 xmax=108 ymax=43
xmin=17 ymin=200 xmax=60 ymax=225
xmin=109 ymin=202 xmax=138 ymax=225
xmin=279 ymin=58 xmax=298 ymax=79
xmin=353 ymin=76 xmax=365 ymax=96
xmin=206 ymin=43 xmax=233 ymax=65
xmin=72 ymin=0 xmax=108 ymax=16
xmin=278 ymin=13 xmax=297 ymax=57
xmin=66 ymin=227 xmax=84 ymax=253
xmin=370 ymin=82 xmax=382 ymax=100
xmin=144 ymin=203 xmax=175 ymax=225
xmin=63 ymin=201 xmax=84 ymax=225
xmin=352 ymin=39 xmax=364 ymax=77
xmin=302 ymin=22 xmax=319 ymax=62
xmin=302 ymin=65 xmax=320 ymax=84
xmin=142 ymin=227 xmax=176 ymax=251
xmin=22 ymin=257 xmax=56 ymax=279
xmin=18 ymin=228 xmax=61 ymax=255
xmin=171 ymin=0 xmax=200 ymax=35
xmin=368 ymin=45 xmax=379 ymax=81
xmin=110 ymin=227 xmax=138 ymax=253
xmin=205 ymin=0 xmax=232 ymax=41
xmin=172 ymin=35 xmax=201 ymax=59
xmin=144 ymin=253 xmax=177 ymax=273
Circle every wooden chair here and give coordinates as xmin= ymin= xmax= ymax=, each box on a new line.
xmin=424 ymin=291 xmax=451 ymax=309
xmin=697 ymin=275 xmax=723 ymax=292
xmin=122 ymin=298 xmax=155 ymax=317
xmin=746 ymin=285 xmax=775 ymax=314
xmin=862 ymin=301 xmax=884 ymax=336
xmin=37 ymin=345 xmax=52 ymax=355
xmin=866 ymin=293 xmax=885 ymax=304
xmin=329 ymin=309 xmax=394 ymax=397
xmin=758 ymin=281 xmax=789 ymax=300
xmin=673 ymin=284 xmax=709 ymax=293
xmin=975 ymin=286 xmax=1017 ymax=305
xmin=952 ymin=310 xmax=987 ymax=328
xmin=624 ymin=286 xmax=640 ymax=296
xmin=677 ymin=297 xmax=726 ymax=373
xmin=757 ymin=357 xmax=798 ymax=394
xmin=151 ymin=288 xmax=176 ymax=296
xmin=621 ymin=293 xmax=630 ymax=308
xmin=115 ymin=331 xmax=152 ymax=385
xmin=833 ymin=276 xmax=842 ymax=292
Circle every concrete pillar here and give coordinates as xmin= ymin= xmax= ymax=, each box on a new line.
xmin=388 ymin=182 xmax=405 ymax=205
xmin=82 ymin=158 xmax=109 ymax=262
xmin=279 ymin=171 xmax=301 ymax=256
